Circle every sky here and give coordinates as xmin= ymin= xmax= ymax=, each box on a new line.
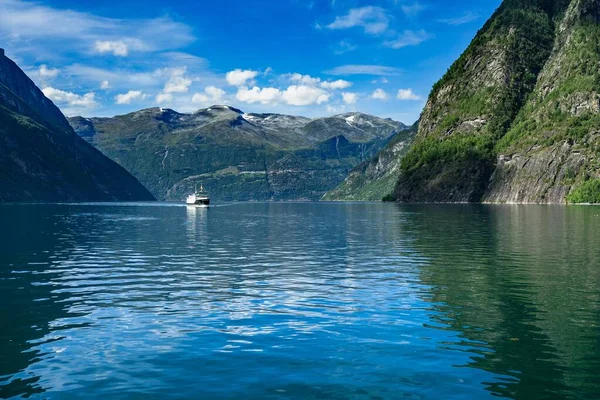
xmin=0 ymin=0 xmax=502 ymax=124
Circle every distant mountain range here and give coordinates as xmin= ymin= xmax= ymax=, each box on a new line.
xmin=0 ymin=49 xmax=154 ymax=202
xmin=69 ymin=107 xmax=407 ymax=201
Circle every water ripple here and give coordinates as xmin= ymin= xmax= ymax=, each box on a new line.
xmin=1 ymin=203 xmax=600 ymax=399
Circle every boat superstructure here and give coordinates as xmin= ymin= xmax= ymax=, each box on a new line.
xmin=186 ymin=184 xmax=210 ymax=207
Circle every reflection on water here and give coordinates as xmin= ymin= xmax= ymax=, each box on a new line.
xmin=0 ymin=203 xmax=599 ymax=399
xmin=404 ymin=205 xmax=600 ymax=399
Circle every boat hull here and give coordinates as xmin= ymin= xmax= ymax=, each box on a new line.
xmin=187 ymin=203 xmax=210 ymax=208
xmin=186 ymin=198 xmax=210 ymax=207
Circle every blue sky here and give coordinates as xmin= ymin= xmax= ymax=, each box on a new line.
xmin=0 ymin=0 xmax=501 ymax=124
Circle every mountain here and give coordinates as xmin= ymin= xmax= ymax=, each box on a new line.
xmin=391 ymin=0 xmax=600 ymax=204
xmin=69 ymin=107 xmax=406 ymax=201
xmin=0 ymin=49 xmax=154 ymax=202
xmin=323 ymin=123 xmax=417 ymax=201
xmin=485 ymin=0 xmax=600 ymax=203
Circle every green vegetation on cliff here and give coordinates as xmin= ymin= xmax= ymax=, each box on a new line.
xmin=567 ymin=179 xmax=600 ymax=204
xmin=498 ymin=18 xmax=600 ymax=151
xmin=485 ymin=0 xmax=600 ymax=203
xmin=395 ymin=0 xmax=565 ymax=203
xmin=323 ymin=123 xmax=416 ymax=201
xmin=392 ymin=0 xmax=600 ymax=204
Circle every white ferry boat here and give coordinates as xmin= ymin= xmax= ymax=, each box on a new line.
xmin=186 ymin=184 xmax=210 ymax=207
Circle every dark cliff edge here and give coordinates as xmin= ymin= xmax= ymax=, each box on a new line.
xmin=0 ymin=50 xmax=155 ymax=202
xmin=392 ymin=0 xmax=600 ymax=204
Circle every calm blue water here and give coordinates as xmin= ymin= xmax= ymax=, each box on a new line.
xmin=1 ymin=203 xmax=599 ymax=399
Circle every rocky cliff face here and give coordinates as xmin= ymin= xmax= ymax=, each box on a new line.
xmin=484 ymin=0 xmax=600 ymax=203
xmin=392 ymin=0 xmax=600 ymax=204
xmin=0 ymin=50 xmax=155 ymax=202
xmin=323 ymin=123 xmax=416 ymax=201
xmin=69 ymin=108 xmax=406 ymax=201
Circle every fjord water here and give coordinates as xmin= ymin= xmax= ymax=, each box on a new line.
xmin=1 ymin=203 xmax=599 ymax=399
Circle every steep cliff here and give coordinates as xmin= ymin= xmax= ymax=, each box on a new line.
xmin=0 ymin=50 xmax=155 ymax=202
xmin=69 ymin=109 xmax=406 ymax=201
xmin=485 ymin=0 xmax=600 ymax=203
xmin=392 ymin=0 xmax=593 ymax=203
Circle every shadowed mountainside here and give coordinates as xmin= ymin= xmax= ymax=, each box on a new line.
xmin=0 ymin=49 xmax=155 ymax=202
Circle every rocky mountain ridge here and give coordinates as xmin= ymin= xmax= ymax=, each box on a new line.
xmin=69 ymin=106 xmax=406 ymax=201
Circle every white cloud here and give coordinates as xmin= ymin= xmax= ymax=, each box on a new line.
xmin=205 ymin=86 xmax=226 ymax=99
xmin=341 ymin=92 xmax=358 ymax=104
xmin=371 ymin=88 xmax=388 ymax=100
xmin=0 ymin=1 xmax=195 ymax=54
xmin=115 ymin=90 xmax=145 ymax=104
xmin=100 ymin=80 xmax=110 ymax=89
xmin=334 ymin=39 xmax=357 ymax=55
xmin=54 ymin=60 xmax=222 ymax=115
xmin=39 ymin=64 xmax=59 ymax=78
xmin=152 ymin=68 xmax=193 ymax=104
xmin=283 ymin=85 xmax=329 ymax=106
xmin=42 ymin=87 xmax=97 ymax=108
xmin=192 ymin=86 xmax=226 ymax=104
xmin=163 ymin=68 xmax=192 ymax=93
xmin=94 ymin=40 xmax=128 ymax=56
xmin=57 ymin=52 xmax=212 ymax=91
xmin=384 ymin=30 xmax=432 ymax=49
xmin=236 ymin=86 xmax=282 ymax=105
xmin=321 ymin=79 xmax=352 ymax=90
xmin=0 ymin=1 xmax=195 ymax=72
xmin=325 ymin=65 xmax=402 ymax=76
xmin=288 ymin=73 xmax=321 ymax=86
xmin=155 ymin=92 xmax=172 ymax=104
xmin=233 ymin=72 xmax=345 ymax=107
xmin=226 ymin=69 xmax=259 ymax=86
xmin=326 ymin=6 xmax=389 ymax=35
xmin=326 ymin=104 xmax=346 ymax=114
xmin=397 ymin=88 xmax=421 ymax=100
xmin=286 ymin=73 xmax=351 ymax=90
xmin=401 ymin=3 xmax=426 ymax=17
xmin=191 ymin=93 xmax=208 ymax=103
xmin=371 ymin=77 xmax=390 ymax=84
xmin=235 ymin=84 xmax=330 ymax=106
xmin=438 ymin=12 xmax=479 ymax=25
